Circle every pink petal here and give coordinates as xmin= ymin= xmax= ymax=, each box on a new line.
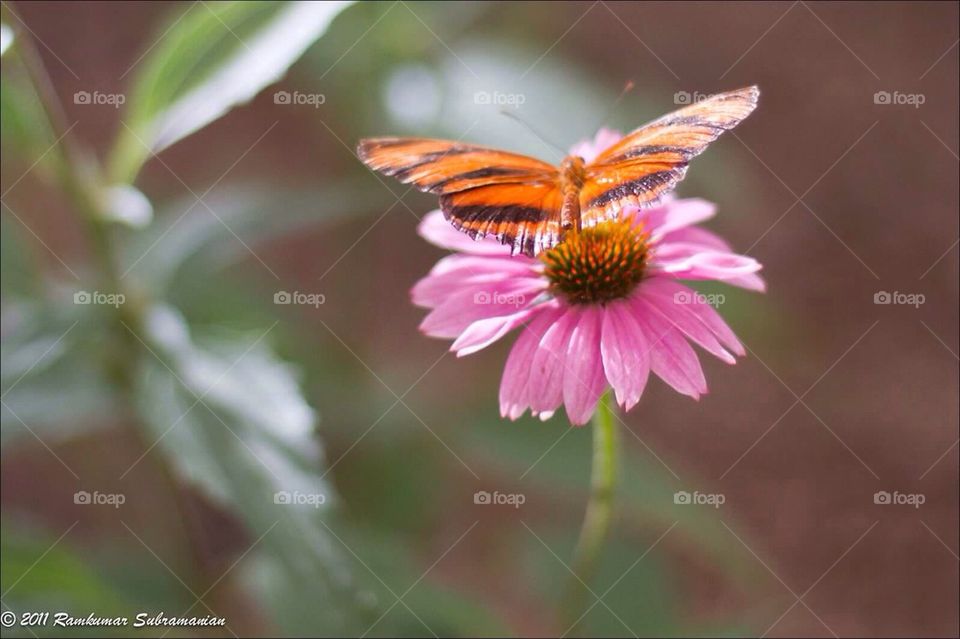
xmin=600 ymin=301 xmax=650 ymax=410
xmin=658 ymin=226 xmax=733 ymax=252
xmin=719 ymin=271 xmax=767 ymax=292
xmin=428 ymin=253 xmax=537 ymax=279
xmin=499 ymin=307 xmax=563 ymax=420
xmin=418 ymin=209 xmax=518 ymax=256
xmin=411 ymin=255 xmax=541 ymax=308
xmin=643 ymin=279 xmax=745 ymax=356
xmin=640 ymin=198 xmax=716 ymax=237
xmin=634 ymin=303 xmax=708 ymax=399
xmin=452 ymin=306 xmax=540 ymax=357
xmin=562 ymin=308 xmax=607 ymax=425
xmin=652 ymin=243 xmax=764 ymax=288
xmin=569 ymin=128 xmax=623 ymax=163
xmin=636 ymin=286 xmax=736 ymax=364
xmin=528 ymin=307 xmax=581 ymax=416
xmin=419 ymin=278 xmax=544 ymax=338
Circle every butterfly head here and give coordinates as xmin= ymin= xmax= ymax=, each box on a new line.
xmin=559 ymin=155 xmax=587 ymax=187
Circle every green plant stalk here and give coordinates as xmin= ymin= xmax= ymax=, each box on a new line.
xmin=11 ymin=14 xmax=215 ymax=600
xmin=12 ymin=10 xmax=119 ymax=293
xmin=560 ymin=391 xmax=619 ymax=635
xmin=11 ymin=8 xmax=146 ymax=386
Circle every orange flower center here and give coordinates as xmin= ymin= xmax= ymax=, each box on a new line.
xmin=540 ymin=219 xmax=649 ymax=305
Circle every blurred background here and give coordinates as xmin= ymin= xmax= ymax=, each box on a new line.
xmin=1 ymin=1 xmax=957 ymax=637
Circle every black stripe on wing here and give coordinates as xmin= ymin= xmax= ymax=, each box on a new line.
xmin=586 ymin=169 xmax=681 ymax=209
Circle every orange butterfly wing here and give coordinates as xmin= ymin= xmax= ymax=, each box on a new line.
xmin=358 ymin=86 xmax=759 ymax=256
xmin=579 ymin=86 xmax=759 ymax=227
xmin=357 ymin=138 xmax=563 ymax=256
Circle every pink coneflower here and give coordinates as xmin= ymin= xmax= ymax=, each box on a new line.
xmin=411 ymin=129 xmax=765 ymax=425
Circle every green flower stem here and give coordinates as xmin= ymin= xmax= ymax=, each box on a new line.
xmin=561 ymin=391 xmax=619 ymax=635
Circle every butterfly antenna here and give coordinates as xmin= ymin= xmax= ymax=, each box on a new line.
xmin=499 ymin=109 xmax=567 ymax=156
xmin=591 ymin=79 xmax=635 ymax=133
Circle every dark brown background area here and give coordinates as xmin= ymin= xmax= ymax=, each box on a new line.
xmin=2 ymin=1 xmax=958 ymax=637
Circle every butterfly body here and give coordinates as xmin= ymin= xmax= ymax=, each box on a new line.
xmin=559 ymin=155 xmax=587 ymax=233
xmin=358 ymin=86 xmax=759 ymax=257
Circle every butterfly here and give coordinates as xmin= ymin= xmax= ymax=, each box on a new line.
xmin=357 ymin=86 xmax=758 ymax=257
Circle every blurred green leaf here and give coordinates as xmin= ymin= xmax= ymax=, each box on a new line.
xmin=0 ymin=56 xmax=56 ymax=176
xmin=1 ymin=522 xmax=132 ymax=637
xmin=1 ymin=299 xmax=115 ymax=443
xmin=316 ymin=522 xmax=508 ymax=637
xmin=464 ymin=418 xmax=766 ymax=588
xmin=520 ymin=529 xmax=677 ymax=637
xmin=134 ymin=305 xmax=365 ymax=634
xmin=120 ymin=181 xmax=377 ymax=293
xmin=109 ymin=0 xmax=354 ymax=183
xmin=520 ymin=527 xmax=754 ymax=637
xmin=331 ymin=436 xmax=443 ymax=537
xmin=0 ymin=214 xmax=41 ymax=301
